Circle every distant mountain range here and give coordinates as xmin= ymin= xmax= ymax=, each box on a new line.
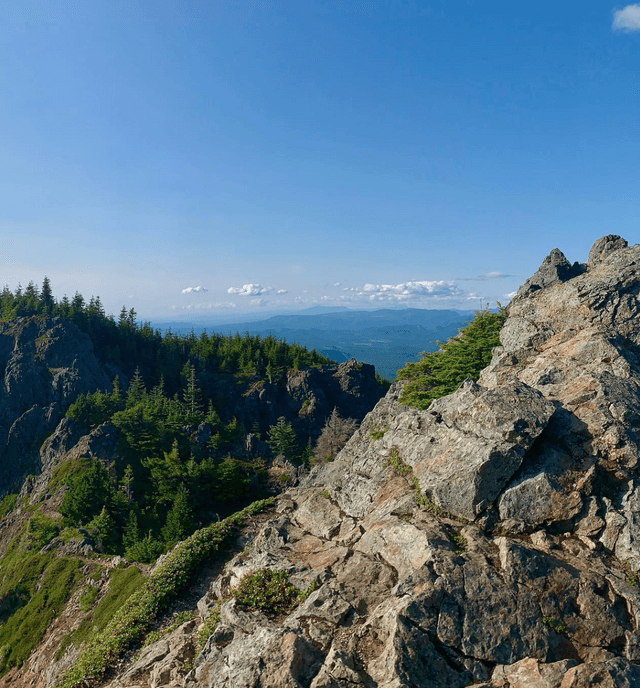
xmin=151 ymin=308 xmax=477 ymax=379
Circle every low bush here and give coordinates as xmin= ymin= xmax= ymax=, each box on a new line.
xmin=397 ymin=308 xmax=505 ymax=409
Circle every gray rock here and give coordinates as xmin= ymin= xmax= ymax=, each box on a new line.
xmin=587 ymin=234 xmax=629 ymax=268
xmin=517 ymin=248 xmax=585 ymax=298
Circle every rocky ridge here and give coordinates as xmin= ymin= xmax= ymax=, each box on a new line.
xmin=98 ymin=235 xmax=640 ymax=688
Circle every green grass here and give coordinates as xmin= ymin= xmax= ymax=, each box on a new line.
xmin=0 ymin=555 xmax=83 ymax=675
xmin=56 ymin=565 xmax=145 ymax=661
xmin=397 ymin=308 xmax=505 ymax=409
xmin=57 ymin=497 xmax=275 ymax=688
xmin=0 ymin=493 xmax=18 ymax=519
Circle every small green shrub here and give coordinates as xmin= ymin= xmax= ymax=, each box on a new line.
xmin=24 ymin=514 xmax=59 ymax=550
xmin=542 ymin=617 xmax=567 ymax=635
xmin=447 ymin=531 xmax=467 ymax=553
xmin=231 ymin=569 xmax=315 ymax=617
xmin=78 ymin=585 xmax=100 ymax=612
xmin=369 ymin=425 xmax=388 ymax=441
xmin=197 ymin=604 xmax=222 ymax=651
xmin=397 ymin=308 xmax=505 ymax=409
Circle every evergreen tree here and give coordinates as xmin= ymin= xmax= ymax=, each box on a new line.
xmin=60 ymin=459 xmax=115 ymax=526
xmin=87 ymin=506 xmax=117 ymax=552
xmin=71 ymin=291 xmax=85 ymax=313
xmin=161 ymin=485 xmax=192 ymax=543
xmin=40 ymin=276 xmax=54 ymax=313
xmin=122 ymin=509 xmax=140 ymax=550
xmin=126 ymin=368 xmax=147 ymax=408
xmin=181 ymin=362 xmax=203 ymax=425
xmin=267 ymin=417 xmax=299 ymax=462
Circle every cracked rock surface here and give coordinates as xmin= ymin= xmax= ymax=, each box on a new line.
xmin=103 ymin=236 xmax=640 ymax=687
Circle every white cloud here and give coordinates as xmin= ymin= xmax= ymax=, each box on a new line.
xmin=276 ymin=289 xmax=288 ymax=295
xmin=458 ymin=272 xmax=511 ymax=282
xmin=613 ymin=4 xmax=640 ymax=31
xmin=181 ymin=285 xmax=208 ymax=293
xmin=505 ymin=291 xmax=517 ymax=299
xmin=250 ymin=297 xmax=268 ymax=306
xmin=227 ymin=283 xmax=273 ymax=296
xmin=357 ymin=280 xmax=466 ymax=302
xmin=171 ymin=301 xmax=236 ymax=310
xmin=333 ymin=282 xmax=341 ymax=287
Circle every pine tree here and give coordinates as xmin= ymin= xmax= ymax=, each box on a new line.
xmin=40 ymin=276 xmax=54 ymax=313
xmin=126 ymin=368 xmax=147 ymax=408
xmin=123 ymin=509 xmax=140 ymax=550
xmin=161 ymin=485 xmax=192 ymax=543
xmin=181 ymin=362 xmax=203 ymax=425
xmin=60 ymin=459 xmax=115 ymax=526
xmin=87 ymin=506 xmax=117 ymax=552
xmin=267 ymin=417 xmax=299 ymax=462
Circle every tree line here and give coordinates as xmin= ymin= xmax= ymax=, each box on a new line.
xmin=0 ymin=278 xmax=331 ymax=396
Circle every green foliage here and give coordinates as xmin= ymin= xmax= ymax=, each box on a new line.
xmin=197 ymin=604 xmax=222 ymax=652
xmin=0 ymin=493 xmax=18 ymax=519
xmin=60 ymin=565 xmax=145 ymax=659
xmin=161 ymin=485 xmax=193 ymax=544
xmin=542 ymin=617 xmax=567 ymax=635
xmin=78 ymin=585 xmax=100 ymax=612
xmin=397 ymin=308 xmax=506 ymax=409
xmin=267 ymin=417 xmax=299 ymax=462
xmin=59 ymin=459 xmax=115 ymax=527
xmin=231 ymin=569 xmax=302 ymax=616
xmin=369 ymin=425 xmax=388 ymax=441
xmin=124 ymin=532 xmax=165 ymax=564
xmin=24 ymin=514 xmax=60 ymax=549
xmin=87 ymin=507 xmax=117 ymax=552
xmin=447 ymin=531 xmax=467 ymax=553
xmin=0 ymin=550 xmax=82 ymax=676
xmin=58 ymin=498 xmax=275 ymax=688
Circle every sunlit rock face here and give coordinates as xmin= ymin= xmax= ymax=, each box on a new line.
xmin=14 ymin=235 xmax=640 ymax=688
xmin=148 ymin=236 xmax=640 ymax=688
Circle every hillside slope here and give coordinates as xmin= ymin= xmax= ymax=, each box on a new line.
xmin=96 ymin=234 xmax=640 ymax=688
xmin=6 ymin=235 xmax=640 ymax=687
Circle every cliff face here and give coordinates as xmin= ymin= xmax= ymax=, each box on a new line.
xmin=103 ymin=235 xmax=640 ymax=688
xmin=0 ymin=316 xmax=112 ymax=493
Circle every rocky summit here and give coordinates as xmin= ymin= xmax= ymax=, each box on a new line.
xmin=8 ymin=235 xmax=640 ymax=688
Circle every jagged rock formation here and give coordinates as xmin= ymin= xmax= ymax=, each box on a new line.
xmin=8 ymin=236 xmax=640 ymax=688
xmin=0 ymin=317 xmax=112 ymax=492
xmin=102 ymin=235 xmax=640 ymax=688
xmin=236 ymin=358 xmax=383 ymax=445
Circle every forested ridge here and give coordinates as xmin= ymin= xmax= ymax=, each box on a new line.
xmin=0 ymin=279 xmax=341 ymax=564
xmin=0 ymin=277 xmax=331 ymax=394
xmin=0 ymin=280 xmax=380 ymax=678
xmin=0 ymin=281 xmax=506 ymax=683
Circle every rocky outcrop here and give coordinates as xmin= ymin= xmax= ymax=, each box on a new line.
xmin=108 ymin=235 xmax=640 ymax=688
xmin=11 ymin=236 xmax=640 ymax=688
xmin=237 ymin=359 xmax=384 ymax=444
xmin=0 ymin=316 xmax=112 ymax=493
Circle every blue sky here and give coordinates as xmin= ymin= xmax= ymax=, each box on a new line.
xmin=1 ymin=1 xmax=638 ymax=318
